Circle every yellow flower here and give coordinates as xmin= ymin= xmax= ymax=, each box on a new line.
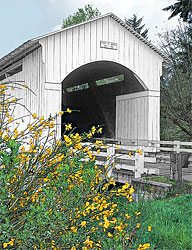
xmin=67 ymin=108 xmax=72 ymax=113
xmin=125 ymin=214 xmax=131 ymax=219
xmin=83 ymin=236 xmax=93 ymax=248
xmin=108 ymin=232 xmax=113 ymax=237
xmin=9 ymin=241 xmax=14 ymax=246
xmin=71 ymin=226 xmax=77 ymax=233
xmin=148 ymin=226 xmax=152 ymax=232
xmin=135 ymin=212 xmax=141 ymax=216
xmin=137 ymin=243 xmax=150 ymax=250
xmin=65 ymin=123 xmax=72 ymax=131
xmin=136 ymin=223 xmax=140 ymax=228
xmin=24 ymin=84 xmax=28 ymax=88
xmin=8 ymin=117 xmax=13 ymax=123
xmin=129 ymin=186 xmax=135 ymax=195
xmin=97 ymin=127 xmax=102 ymax=133
xmin=80 ymin=221 xmax=86 ymax=227
xmin=3 ymin=243 xmax=8 ymax=248
xmin=116 ymin=145 xmax=120 ymax=149
xmin=129 ymin=151 xmax=133 ymax=157
xmin=71 ymin=247 xmax=76 ymax=250
xmin=137 ymin=149 xmax=142 ymax=155
xmin=32 ymin=113 xmax=37 ymax=119
xmin=58 ymin=111 xmax=64 ymax=116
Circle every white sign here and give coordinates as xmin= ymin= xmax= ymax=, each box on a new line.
xmin=100 ymin=41 xmax=117 ymax=50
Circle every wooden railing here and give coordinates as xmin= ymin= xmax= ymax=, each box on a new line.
xmin=82 ymin=139 xmax=192 ymax=183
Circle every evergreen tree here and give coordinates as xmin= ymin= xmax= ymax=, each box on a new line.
xmin=124 ymin=14 xmax=149 ymax=39
xmin=163 ymin=0 xmax=192 ymax=23
xmin=62 ymin=4 xmax=101 ymax=28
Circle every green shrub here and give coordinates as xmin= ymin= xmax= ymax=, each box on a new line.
xmin=0 ymin=83 xmax=150 ymax=250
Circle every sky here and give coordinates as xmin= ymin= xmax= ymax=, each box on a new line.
xmin=0 ymin=0 xmax=179 ymax=59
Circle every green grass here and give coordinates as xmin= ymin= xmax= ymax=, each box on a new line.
xmin=145 ymin=176 xmax=176 ymax=185
xmin=118 ymin=193 xmax=192 ymax=250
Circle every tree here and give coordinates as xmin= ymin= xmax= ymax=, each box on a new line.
xmin=124 ymin=14 xmax=149 ymax=39
xmin=163 ymin=0 xmax=192 ymax=23
xmin=62 ymin=4 xmax=101 ymax=28
xmin=159 ymin=23 xmax=192 ymax=140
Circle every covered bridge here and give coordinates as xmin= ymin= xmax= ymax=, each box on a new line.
xmin=0 ymin=13 xmax=169 ymax=141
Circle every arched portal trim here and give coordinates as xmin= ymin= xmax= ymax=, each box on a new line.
xmin=61 ymin=60 xmax=147 ymax=138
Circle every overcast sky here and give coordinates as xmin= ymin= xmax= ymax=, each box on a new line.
xmin=0 ymin=0 xmax=179 ymax=59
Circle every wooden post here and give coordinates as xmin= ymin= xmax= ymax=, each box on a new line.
xmin=170 ymin=153 xmax=176 ymax=181
xmin=177 ymin=153 xmax=183 ymax=182
xmin=173 ymin=141 xmax=182 ymax=182
xmin=106 ymin=144 xmax=115 ymax=178
xmin=134 ymin=147 xmax=144 ymax=178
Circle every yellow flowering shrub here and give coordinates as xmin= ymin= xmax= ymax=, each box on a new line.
xmin=0 ymin=82 xmax=150 ymax=249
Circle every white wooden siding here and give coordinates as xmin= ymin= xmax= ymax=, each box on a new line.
xmin=1 ymin=47 xmax=46 ymax=130
xmin=1 ymin=15 xmax=164 ymax=140
xmin=116 ymin=91 xmax=160 ymax=141
xmin=39 ymin=16 xmax=163 ymax=91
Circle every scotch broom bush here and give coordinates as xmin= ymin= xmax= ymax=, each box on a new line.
xmin=0 ymin=82 xmax=150 ymax=250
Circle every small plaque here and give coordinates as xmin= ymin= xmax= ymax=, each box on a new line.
xmin=100 ymin=41 xmax=117 ymax=50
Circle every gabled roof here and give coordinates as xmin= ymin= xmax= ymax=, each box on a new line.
xmin=0 ymin=13 xmax=170 ymax=70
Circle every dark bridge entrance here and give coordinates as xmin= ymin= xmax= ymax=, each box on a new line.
xmin=61 ymin=61 xmax=145 ymax=138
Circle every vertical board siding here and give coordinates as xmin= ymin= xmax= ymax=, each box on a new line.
xmin=72 ymin=26 xmax=79 ymax=70
xmin=1 ymin=47 xmax=45 ymax=128
xmin=53 ymin=33 xmax=61 ymax=82
xmin=60 ymin=30 xmax=67 ymax=81
xmin=66 ymin=29 xmax=73 ymax=74
xmin=96 ymin=19 xmax=102 ymax=60
xmin=90 ymin=21 xmax=97 ymax=61
xmin=78 ymin=25 xmax=85 ymax=66
xmin=84 ymin=22 xmax=91 ymax=63
xmin=116 ymin=91 xmax=159 ymax=141
xmin=39 ymin=15 xmax=163 ymax=92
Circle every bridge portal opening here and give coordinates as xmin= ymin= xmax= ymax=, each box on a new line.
xmin=61 ymin=61 xmax=145 ymax=138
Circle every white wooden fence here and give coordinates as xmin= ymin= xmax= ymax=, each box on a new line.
xmin=82 ymin=139 xmax=192 ymax=183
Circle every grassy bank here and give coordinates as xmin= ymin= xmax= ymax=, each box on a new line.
xmin=116 ymin=193 xmax=192 ymax=250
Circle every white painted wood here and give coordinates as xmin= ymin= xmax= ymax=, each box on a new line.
xmin=116 ymin=91 xmax=160 ymax=141
xmin=53 ymin=33 xmax=61 ymax=83
xmin=66 ymin=29 xmax=73 ymax=74
xmin=60 ymin=30 xmax=67 ymax=81
xmin=1 ymin=14 xmax=164 ymax=142
xmin=72 ymin=26 xmax=79 ymax=70
xmin=135 ymin=149 xmax=144 ymax=178
xmin=90 ymin=21 xmax=97 ymax=61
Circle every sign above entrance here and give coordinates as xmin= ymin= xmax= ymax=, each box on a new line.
xmin=100 ymin=41 xmax=117 ymax=50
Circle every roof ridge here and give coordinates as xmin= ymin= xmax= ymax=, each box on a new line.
xmin=109 ymin=13 xmax=170 ymax=62
xmin=0 ymin=12 xmax=170 ymax=68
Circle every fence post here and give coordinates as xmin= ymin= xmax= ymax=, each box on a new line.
xmin=106 ymin=144 xmax=115 ymax=178
xmin=135 ymin=147 xmax=144 ymax=178
xmin=173 ymin=141 xmax=182 ymax=182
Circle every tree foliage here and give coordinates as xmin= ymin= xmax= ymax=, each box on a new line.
xmin=62 ymin=4 xmax=101 ymax=28
xmin=124 ymin=14 xmax=149 ymax=39
xmin=159 ymin=23 xmax=192 ymax=140
xmin=163 ymin=0 xmax=192 ymax=23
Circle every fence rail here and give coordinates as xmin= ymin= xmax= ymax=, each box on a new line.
xmin=82 ymin=138 xmax=192 ymax=183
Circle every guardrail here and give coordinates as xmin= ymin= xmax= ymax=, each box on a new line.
xmin=82 ymin=139 xmax=192 ymax=183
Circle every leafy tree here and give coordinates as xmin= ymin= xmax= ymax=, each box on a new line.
xmin=163 ymin=0 xmax=192 ymax=23
xmin=62 ymin=4 xmax=101 ymax=28
xmin=124 ymin=14 xmax=149 ymax=39
xmin=159 ymin=23 xmax=192 ymax=140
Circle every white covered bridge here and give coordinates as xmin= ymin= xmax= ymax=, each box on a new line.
xmin=0 ymin=13 xmax=169 ymax=141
